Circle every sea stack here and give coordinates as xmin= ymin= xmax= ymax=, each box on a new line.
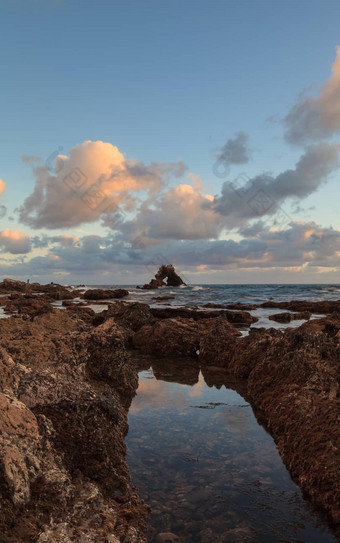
xmin=140 ymin=264 xmax=186 ymax=289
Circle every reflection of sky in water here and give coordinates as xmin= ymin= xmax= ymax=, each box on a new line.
xmin=127 ymin=368 xmax=339 ymax=543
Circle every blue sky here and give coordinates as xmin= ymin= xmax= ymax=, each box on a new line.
xmin=0 ymin=0 xmax=340 ymax=284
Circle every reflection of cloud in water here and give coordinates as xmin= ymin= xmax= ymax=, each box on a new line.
xmin=187 ymin=371 xmax=205 ymax=398
xmin=130 ymin=376 xmax=190 ymax=414
xmin=220 ymin=408 xmax=251 ymax=436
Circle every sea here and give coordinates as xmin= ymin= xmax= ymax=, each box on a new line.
xmin=79 ymin=283 xmax=340 ymax=306
xmin=71 ymin=283 xmax=340 ymax=332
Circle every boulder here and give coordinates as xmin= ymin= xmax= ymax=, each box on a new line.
xmin=4 ymin=295 xmax=53 ymax=320
xmin=133 ymin=317 xmax=199 ymax=357
xmin=268 ymin=311 xmax=311 ymax=323
xmin=83 ymin=288 xmax=129 ymax=300
xmin=86 ymin=318 xmax=137 ymax=406
xmin=94 ymin=301 xmax=155 ymax=332
xmin=199 ymin=316 xmax=241 ymax=368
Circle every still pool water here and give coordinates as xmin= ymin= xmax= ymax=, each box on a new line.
xmin=126 ymin=358 xmax=339 ymax=543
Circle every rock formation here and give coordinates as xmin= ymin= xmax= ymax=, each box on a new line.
xmin=83 ymin=288 xmax=129 ymax=300
xmin=268 ymin=311 xmax=311 ymax=323
xmin=140 ymin=265 xmax=185 ymax=289
xmin=0 ymin=309 xmax=149 ymax=542
xmin=0 ymin=279 xmax=339 ymax=538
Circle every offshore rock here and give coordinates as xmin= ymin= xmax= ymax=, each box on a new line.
xmin=83 ymin=288 xmax=129 ymax=300
xmin=268 ymin=311 xmax=311 ymax=323
xmin=203 ymin=302 xmax=258 ymax=311
xmin=150 ymin=306 xmax=257 ymax=326
xmin=141 ymin=264 xmax=185 ymax=289
xmin=261 ymin=299 xmax=340 ymax=314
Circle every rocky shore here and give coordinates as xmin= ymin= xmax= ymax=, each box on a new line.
xmin=0 ymin=276 xmax=339 ymax=541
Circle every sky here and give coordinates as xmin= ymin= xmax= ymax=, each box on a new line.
xmin=1 ymin=0 xmax=340 ymax=285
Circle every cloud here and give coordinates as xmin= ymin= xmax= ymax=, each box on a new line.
xmin=0 ymin=179 xmax=6 ymax=195
xmin=124 ymin=184 xmax=222 ymax=241
xmin=285 ymin=46 xmax=340 ymax=143
xmin=216 ymin=132 xmax=251 ymax=165
xmin=99 ymin=141 xmax=339 ymax=245
xmin=0 ymin=230 xmax=31 ymax=254
xmin=50 ymin=234 xmax=79 ymax=248
xmin=213 ymin=132 xmax=251 ymax=177
xmin=214 ymin=141 xmax=339 ymax=227
xmin=19 ymin=140 xmax=186 ymax=229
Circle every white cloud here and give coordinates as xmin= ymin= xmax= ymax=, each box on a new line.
xmin=19 ymin=140 xmax=186 ymax=229
xmin=0 ymin=179 xmax=6 ymax=195
xmin=0 ymin=230 xmax=31 ymax=254
xmin=125 ymin=184 xmax=221 ymax=241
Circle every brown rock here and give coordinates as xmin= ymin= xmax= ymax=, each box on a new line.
xmin=261 ymin=299 xmax=340 ymax=314
xmin=83 ymin=288 xmax=129 ymax=300
xmin=133 ymin=317 xmax=199 ymax=357
xmin=0 ymin=308 xmax=149 ymax=542
xmin=4 ymin=295 xmax=53 ymax=320
xmin=95 ymin=301 xmax=155 ymax=332
xmin=150 ymin=306 xmax=257 ymax=326
xmin=199 ymin=316 xmax=241 ymax=367
xmin=220 ymin=317 xmax=340 ymax=524
xmin=141 ymin=264 xmax=185 ymax=289
xmin=0 ymin=278 xmax=29 ymax=293
xmin=203 ymin=302 xmax=258 ymax=311
xmin=86 ymin=318 xmax=138 ymax=405
xmin=268 ymin=311 xmax=311 ymax=323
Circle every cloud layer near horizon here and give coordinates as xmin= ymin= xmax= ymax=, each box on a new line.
xmin=1 ymin=221 xmax=339 ymax=279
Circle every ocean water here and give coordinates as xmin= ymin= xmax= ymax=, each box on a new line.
xmin=81 ymin=283 xmax=340 ymax=307
xmin=72 ymin=283 xmax=340 ymax=331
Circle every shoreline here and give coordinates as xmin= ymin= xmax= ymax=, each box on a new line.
xmin=0 ymin=278 xmax=339 ymax=541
